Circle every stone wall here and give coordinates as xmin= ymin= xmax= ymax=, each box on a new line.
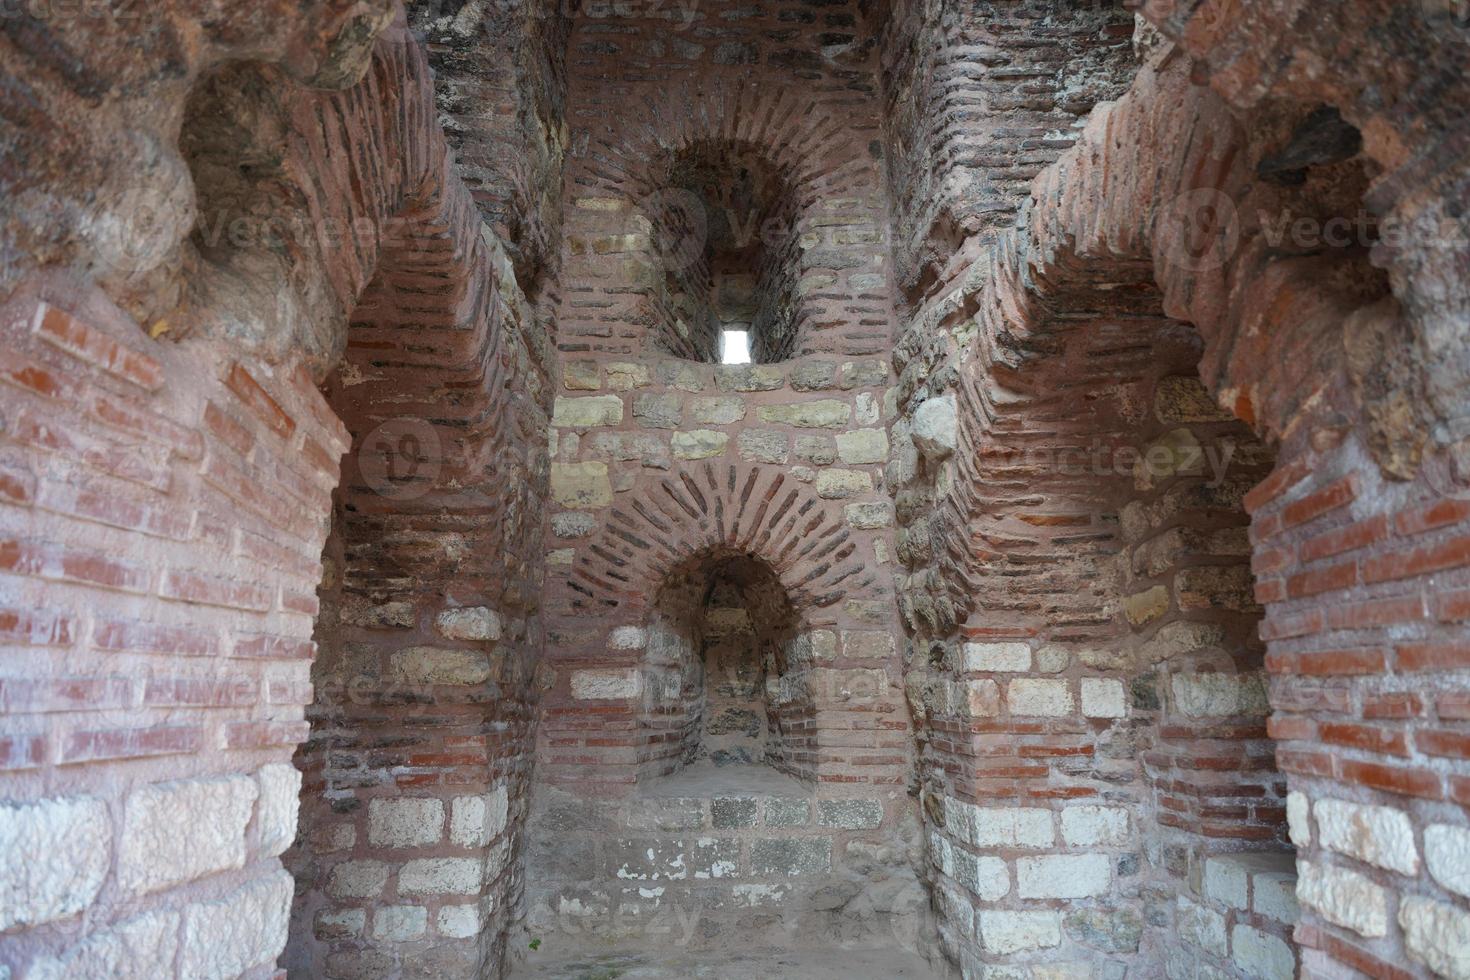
xmin=886 ymin=19 xmax=1470 ymax=977
xmin=403 ymin=0 xmax=572 ymax=291
xmin=555 ymin=0 xmax=893 ymax=363
xmin=876 ymin=0 xmax=1138 ymax=299
xmin=284 ymin=182 xmax=552 ymax=976
xmin=0 ymin=7 xmax=553 ymax=978
xmin=538 ymin=356 xmax=908 ymax=789
xmin=5 ymin=1 xmax=1470 ymax=978
xmin=0 ymin=285 xmax=345 ymax=979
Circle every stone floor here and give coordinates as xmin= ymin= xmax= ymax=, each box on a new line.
xmin=509 ymin=948 xmax=950 ymax=979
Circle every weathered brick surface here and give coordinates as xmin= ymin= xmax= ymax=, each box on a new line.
xmin=4 ymin=0 xmax=1470 ymax=978
xmin=0 ymin=288 xmax=347 ymax=978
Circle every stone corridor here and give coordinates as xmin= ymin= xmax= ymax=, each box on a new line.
xmin=3 ymin=1 xmax=1470 ymax=979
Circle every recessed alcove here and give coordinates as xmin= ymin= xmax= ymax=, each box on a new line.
xmin=634 ymin=554 xmax=821 ymax=785
xmin=640 ymin=551 xmax=813 ymax=787
xmin=645 ymin=141 xmax=805 ymax=365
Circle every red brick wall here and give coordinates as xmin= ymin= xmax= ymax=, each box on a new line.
xmin=285 ymin=181 xmax=552 ymax=976
xmin=891 ymin=35 xmax=1470 ymax=978
xmin=877 ymin=0 xmax=1138 ymax=298
xmin=556 ymin=0 xmax=894 ymax=362
xmin=0 ymin=284 xmax=345 ymax=978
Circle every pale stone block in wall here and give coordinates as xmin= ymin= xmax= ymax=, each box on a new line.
xmin=451 ymin=785 xmax=508 ymax=847
xmin=552 ymin=394 xmax=624 ymax=427
xmin=815 ymin=468 xmax=873 ymax=498
xmin=0 ymin=796 xmax=110 ymax=929
xmin=757 ymin=400 xmax=851 ymax=428
xmin=373 ymin=905 xmax=428 ymax=942
xmin=120 ymin=776 xmax=257 ymax=895
xmin=1296 ymin=859 xmax=1387 ymax=938
xmin=632 ymin=393 xmax=684 ymax=428
xmin=1200 ymin=856 xmax=1240 ymax=910
xmin=937 ymin=882 xmax=975 ymax=937
xmin=1231 ymin=924 xmax=1295 ymax=980
xmin=845 ymin=501 xmax=893 ymax=528
xmin=588 ymin=431 xmax=669 ymax=466
xmin=436 ymin=606 xmax=502 ymax=642
xmin=390 ymin=646 xmax=493 ymax=686
xmin=1426 ymin=824 xmax=1470 ymax=898
xmin=968 ymin=805 xmax=1054 ymax=848
xmin=179 ymin=869 xmax=292 ymax=980
xmin=1286 ymin=791 xmax=1311 ymax=846
xmin=1170 ymin=671 xmax=1268 ymax=717
xmin=551 ymin=461 xmax=613 ymax=508
xmin=1177 ymin=896 xmax=1228 ymax=957
xmin=609 ymin=626 xmax=647 ymax=650
xmin=570 ymin=668 xmax=642 ymax=699
xmin=955 ymin=853 xmax=1009 ymax=901
xmin=737 ymin=428 xmax=789 ymax=462
xmin=841 ymin=630 xmax=895 ymax=659
xmin=764 ymin=799 xmax=809 ymax=827
xmin=963 ymin=642 xmax=1030 ymax=672
xmin=978 ymin=910 xmax=1062 ymax=954
xmin=835 ymin=428 xmax=888 ymax=464
xmin=671 ymin=429 xmax=729 ymax=459
xmin=328 ymin=860 xmax=389 ymax=899
xmin=1315 ymin=798 xmax=1419 ymax=875
xmin=1254 ymin=869 xmax=1300 ymax=925
xmin=1122 ymin=585 xmax=1169 ymax=625
xmin=817 ymin=799 xmax=883 ymax=829
xmin=689 ymin=395 xmax=745 ymax=424
xmin=657 ymin=361 xmax=707 ymax=392
xmin=750 ymin=837 xmax=832 ymax=875
xmin=1007 ymin=678 xmax=1073 ymax=716
xmin=1017 ymin=854 xmax=1111 ymax=899
xmin=1061 ymin=805 xmax=1129 ymax=846
xmin=795 ymin=433 xmax=837 ymax=464
xmin=255 ymin=763 xmax=301 ymax=858
xmin=960 ymin=679 xmax=1000 ymax=717
xmin=26 ymin=909 xmax=179 ymax=980
xmin=933 ymin=832 xmax=953 ymax=873
xmin=839 ymin=359 xmax=887 ymax=388
xmin=341 ymin=597 xmax=415 ymax=628
xmin=1204 ymin=854 xmax=1295 ymax=911
xmin=605 ymin=362 xmax=651 ymax=390
xmin=563 ymin=360 xmax=599 ymax=390
xmin=552 ymin=512 xmax=598 ymax=537
xmin=1399 ymin=895 xmax=1470 ymax=979
xmin=910 ymin=393 xmax=956 ymax=461
xmin=316 ymin=908 xmax=365 ymax=939
xmin=368 ymin=797 xmax=445 ymax=848
xmin=855 ymin=392 xmax=880 ymax=425
xmin=398 ymin=857 xmax=484 ymax=895
xmin=1081 ymin=677 xmax=1127 ymax=717
xmin=438 ymin=904 xmax=483 ymax=939
xmin=716 ymin=364 xmax=783 ymax=392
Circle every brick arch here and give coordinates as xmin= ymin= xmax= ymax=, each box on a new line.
xmin=556 ymin=67 xmax=897 ymax=360
xmin=918 ymin=45 xmax=1410 ymax=638
xmin=571 ymin=461 xmax=876 ymax=620
xmin=580 ymin=83 xmax=872 ymax=205
xmin=180 ymin=10 xmax=464 ymax=374
xmin=904 ymin=43 xmax=1470 ymax=980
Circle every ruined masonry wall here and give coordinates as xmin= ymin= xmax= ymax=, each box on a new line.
xmin=0 ymin=288 xmax=347 ymax=979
